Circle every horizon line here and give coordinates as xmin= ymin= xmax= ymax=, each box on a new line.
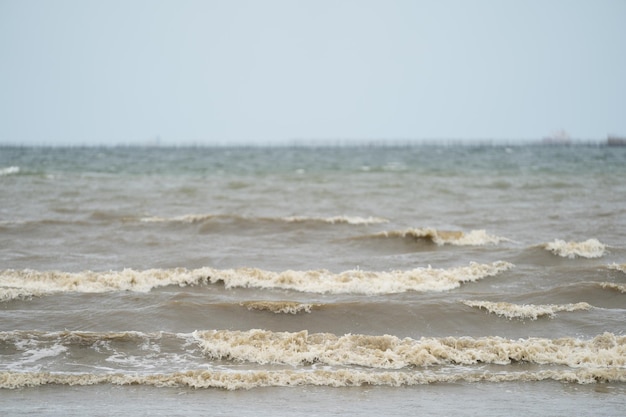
xmin=0 ymin=137 xmax=619 ymax=148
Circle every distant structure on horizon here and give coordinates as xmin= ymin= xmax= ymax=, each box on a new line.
xmin=607 ymin=135 xmax=626 ymax=146
xmin=542 ymin=129 xmax=571 ymax=145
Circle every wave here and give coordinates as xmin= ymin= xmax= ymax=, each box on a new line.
xmin=356 ymin=228 xmax=508 ymax=246
xmin=0 ymin=166 xmax=20 ymax=176
xmin=0 ymin=330 xmax=176 ymax=363
xmin=140 ymin=214 xmax=389 ymax=226
xmin=0 ymin=330 xmax=199 ymax=375
xmin=2 ymin=368 xmax=624 ymax=390
xmin=608 ymin=263 xmax=626 ymax=274
xmin=2 ymin=330 xmax=624 ymax=389
xmin=192 ymin=330 xmax=625 ymax=369
xmin=0 ymin=330 xmax=175 ymax=347
xmin=542 ymin=239 xmax=607 ymax=259
xmin=0 ymin=218 xmax=93 ymax=228
xmin=0 ymin=261 xmax=513 ymax=300
xmin=4 ymin=330 xmax=623 ymax=370
xmin=2 ymin=213 xmax=388 ymax=230
xmin=462 ymin=301 xmax=592 ymax=320
xmin=598 ymin=282 xmax=626 ymax=293
xmin=240 ymin=301 xmax=320 ymax=314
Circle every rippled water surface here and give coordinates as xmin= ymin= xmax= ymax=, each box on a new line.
xmin=1 ymin=144 xmax=625 ymax=415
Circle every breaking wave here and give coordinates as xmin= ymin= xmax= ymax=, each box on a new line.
xmin=192 ymin=330 xmax=625 ymax=369
xmin=2 ymin=368 xmax=624 ymax=390
xmin=239 ymin=301 xmax=319 ymax=314
xmin=0 ymin=166 xmax=20 ymax=176
xmin=358 ymin=228 xmax=508 ymax=246
xmin=1 ymin=330 xmax=624 ymax=389
xmin=608 ymin=263 xmax=626 ymax=274
xmin=0 ymin=261 xmax=514 ymax=300
xmin=598 ymin=282 xmax=626 ymax=293
xmin=140 ymin=214 xmax=389 ymax=225
xmin=462 ymin=301 xmax=593 ymax=320
xmin=542 ymin=239 xmax=607 ymax=259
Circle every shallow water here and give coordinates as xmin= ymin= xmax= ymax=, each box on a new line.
xmin=1 ymin=144 xmax=625 ymax=414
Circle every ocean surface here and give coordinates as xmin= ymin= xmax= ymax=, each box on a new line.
xmin=1 ymin=144 xmax=625 ymax=416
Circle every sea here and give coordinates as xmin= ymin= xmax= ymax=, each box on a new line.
xmin=1 ymin=143 xmax=625 ymax=416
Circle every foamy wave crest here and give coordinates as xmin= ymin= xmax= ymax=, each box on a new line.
xmin=205 ymin=262 xmax=514 ymax=295
xmin=463 ymin=301 xmax=592 ymax=320
xmin=193 ymin=330 xmax=625 ymax=369
xmin=282 ymin=215 xmax=389 ymax=225
xmin=140 ymin=214 xmax=388 ymax=225
xmin=608 ymin=263 xmax=626 ymax=274
xmin=0 ymin=268 xmax=205 ymax=301
xmin=371 ymin=228 xmax=507 ymax=246
xmin=0 ymin=261 xmax=513 ymax=300
xmin=240 ymin=301 xmax=319 ymax=314
xmin=0 ymin=287 xmax=47 ymax=302
xmin=598 ymin=282 xmax=626 ymax=293
xmin=0 ymin=166 xmax=20 ymax=176
xmin=543 ymin=239 xmax=607 ymax=258
xmin=2 ymin=368 xmax=624 ymax=390
xmin=140 ymin=214 xmax=220 ymax=223
xmin=1 ymin=330 xmax=624 ymax=389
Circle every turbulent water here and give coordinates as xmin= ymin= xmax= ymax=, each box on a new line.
xmin=1 ymin=144 xmax=625 ymax=415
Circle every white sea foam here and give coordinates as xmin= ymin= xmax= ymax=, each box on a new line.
xmin=0 ymin=287 xmax=45 ymax=301
xmin=608 ymin=263 xmax=626 ymax=274
xmin=193 ymin=330 xmax=625 ymax=369
xmin=598 ymin=282 xmax=626 ymax=293
xmin=202 ymin=261 xmax=514 ymax=295
xmin=140 ymin=214 xmax=388 ymax=225
xmin=0 ymin=333 xmax=69 ymax=371
xmin=1 ymin=330 xmax=624 ymax=389
xmin=0 ymin=261 xmax=514 ymax=300
xmin=281 ymin=215 xmax=389 ymax=225
xmin=240 ymin=301 xmax=319 ymax=314
xmin=462 ymin=301 xmax=592 ymax=320
xmin=0 ymin=330 xmax=195 ymax=374
xmin=543 ymin=238 xmax=607 ymax=258
xmin=0 ymin=166 xmax=20 ymax=176
xmin=1 ymin=368 xmax=624 ymax=389
xmin=373 ymin=228 xmax=507 ymax=246
xmin=10 ymin=344 xmax=68 ymax=369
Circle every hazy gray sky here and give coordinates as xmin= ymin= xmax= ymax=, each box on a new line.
xmin=1 ymin=0 xmax=624 ymax=145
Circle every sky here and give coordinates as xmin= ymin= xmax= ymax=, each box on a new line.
xmin=1 ymin=0 xmax=625 ymax=146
